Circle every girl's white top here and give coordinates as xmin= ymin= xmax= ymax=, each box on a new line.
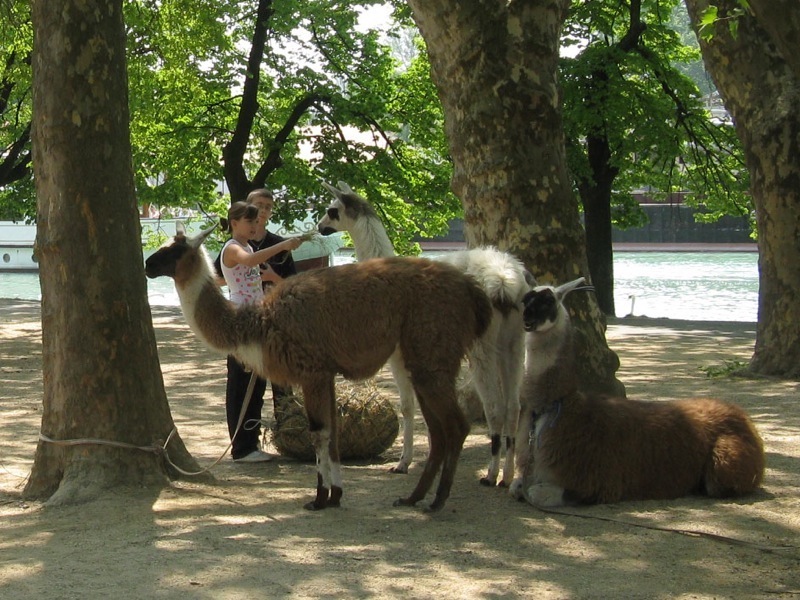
xmin=220 ymin=239 xmax=264 ymax=306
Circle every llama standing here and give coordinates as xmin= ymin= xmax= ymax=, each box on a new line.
xmin=510 ymin=278 xmax=765 ymax=506
xmin=318 ymin=181 xmax=532 ymax=487
xmin=145 ymin=225 xmax=492 ymax=512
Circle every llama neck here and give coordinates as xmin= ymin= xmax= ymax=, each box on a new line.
xmin=350 ymin=215 xmax=396 ymax=259
xmin=174 ymin=250 xmax=242 ymax=354
xmin=524 ymin=311 xmax=577 ymax=409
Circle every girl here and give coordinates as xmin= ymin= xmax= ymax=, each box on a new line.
xmin=220 ymin=201 xmax=302 ymax=462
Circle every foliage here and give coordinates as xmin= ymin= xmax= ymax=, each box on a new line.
xmin=697 ymin=1 xmax=751 ymax=40
xmin=2 ymin=0 xmax=752 ymax=249
xmin=0 ymin=0 xmax=33 ymax=221
xmin=699 ymin=358 xmax=749 ymax=378
xmin=2 ymin=0 xmax=456 ymax=253
xmin=562 ymin=0 xmax=751 ymax=230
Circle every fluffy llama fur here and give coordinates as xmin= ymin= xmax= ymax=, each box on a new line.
xmin=145 ymin=226 xmax=492 ymax=512
xmin=318 ymin=181 xmax=532 ymax=486
xmin=510 ymin=278 xmax=765 ymax=507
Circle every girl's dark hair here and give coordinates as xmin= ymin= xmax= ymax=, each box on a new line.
xmin=220 ymin=201 xmax=259 ymax=233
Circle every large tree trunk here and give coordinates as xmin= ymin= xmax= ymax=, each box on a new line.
xmin=27 ymin=0 xmax=200 ymax=504
xmin=684 ymin=0 xmax=800 ymax=378
xmin=408 ymin=0 xmax=624 ymax=395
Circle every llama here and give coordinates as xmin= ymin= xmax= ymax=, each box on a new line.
xmin=145 ymin=225 xmax=492 ymax=512
xmin=318 ymin=181 xmax=532 ymax=487
xmin=510 ymin=278 xmax=765 ymax=507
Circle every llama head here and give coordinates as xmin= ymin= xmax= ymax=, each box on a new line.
xmin=522 ymin=277 xmax=587 ymax=332
xmin=145 ymin=223 xmax=216 ymax=281
xmin=317 ymin=180 xmax=379 ymax=236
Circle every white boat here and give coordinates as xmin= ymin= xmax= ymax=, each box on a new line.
xmin=0 ymin=217 xmax=345 ymax=273
xmin=0 ymin=221 xmax=38 ymax=271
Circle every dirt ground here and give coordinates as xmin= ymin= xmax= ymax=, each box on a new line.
xmin=1 ymin=298 xmax=798 ymax=599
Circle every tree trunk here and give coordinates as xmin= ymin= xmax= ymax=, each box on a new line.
xmin=579 ymin=134 xmax=619 ymax=316
xmin=27 ymin=0 xmax=201 ymax=504
xmin=746 ymin=0 xmax=800 ymax=80
xmin=408 ymin=0 xmax=624 ymax=395
xmin=684 ymin=0 xmax=800 ymax=378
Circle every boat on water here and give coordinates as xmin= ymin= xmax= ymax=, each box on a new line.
xmin=0 ymin=217 xmax=345 ymax=273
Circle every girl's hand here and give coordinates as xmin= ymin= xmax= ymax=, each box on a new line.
xmin=284 ymin=237 xmax=302 ymax=251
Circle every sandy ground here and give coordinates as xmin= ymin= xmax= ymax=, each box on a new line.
xmin=0 ymin=298 xmax=798 ymax=599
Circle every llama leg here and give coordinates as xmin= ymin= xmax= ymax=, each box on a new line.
xmin=387 ymin=352 xmax=418 ymax=474
xmin=394 ymin=388 xmax=447 ymax=508
xmin=510 ymin=405 xmax=534 ymax=500
xmin=427 ymin=387 xmax=470 ymax=512
xmin=525 ymin=482 xmax=567 ymax=508
xmin=302 ymin=378 xmax=339 ymax=511
xmin=471 ymin=356 xmax=505 ymax=486
xmin=499 ymin=335 xmax=525 ymax=487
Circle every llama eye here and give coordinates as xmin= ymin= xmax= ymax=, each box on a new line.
xmin=327 ymin=207 xmax=339 ymax=220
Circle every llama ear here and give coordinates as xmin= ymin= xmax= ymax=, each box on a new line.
xmin=523 ymin=270 xmax=538 ymax=288
xmin=187 ymin=223 xmax=218 ymax=249
xmin=336 ymin=181 xmax=354 ymax=194
xmin=176 ymin=221 xmax=186 ymax=236
xmin=555 ymin=277 xmax=588 ymax=301
xmin=321 ymin=180 xmax=343 ymax=199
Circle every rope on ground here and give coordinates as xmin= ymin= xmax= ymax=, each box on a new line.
xmin=37 ymin=372 xmax=262 ymax=478
xmin=535 ymin=505 xmax=798 ymax=553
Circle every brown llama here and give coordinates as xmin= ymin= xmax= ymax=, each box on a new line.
xmin=145 ymin=225 xmax=492 ymax=512
xmin=510 ymin=278 xmax=765 ymax=507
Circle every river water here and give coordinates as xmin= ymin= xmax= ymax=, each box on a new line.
xmin=0 ymin=250 xmax=758 ymax=322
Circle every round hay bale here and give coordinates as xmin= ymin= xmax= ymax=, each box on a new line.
xmin=457 ymin=373 xmax=486 ymax=424
xmin=271 ymin=380 xmax=399 ymax=461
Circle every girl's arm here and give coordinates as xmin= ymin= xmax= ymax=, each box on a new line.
xmin=223 ymin=238 xmax=301 ymax=268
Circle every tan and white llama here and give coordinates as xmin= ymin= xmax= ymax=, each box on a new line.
xmin=318 ymin=181 xmax=532 ymax=487
xmin=510 ymin=278 xmax=765 ymax=506
xmin=145 ymin=225 xmax=492 ymax=512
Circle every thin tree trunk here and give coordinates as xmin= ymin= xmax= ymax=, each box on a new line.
xmin=684 ymin=0 xmax=800 ymax=378
xmin=409 ymin=0 xmax=624 ymax=395
xmin=580 ymin=134 xmax=618 ymax=316
xmin=27 ymin=0 xmax=201 ymax=504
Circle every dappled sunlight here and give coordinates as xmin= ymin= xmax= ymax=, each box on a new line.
xmin=1 ymin=300 xmax=799 ymax=597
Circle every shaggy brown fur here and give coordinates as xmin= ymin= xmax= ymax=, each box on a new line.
xmin=145 ymin=228 xmax=492 ymax=512
xmin=530 ymin=393 xmax=765 ymax=505
xmin=514 ymin=282 xmax=765 ymax=507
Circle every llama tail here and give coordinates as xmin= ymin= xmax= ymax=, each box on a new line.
xmin=471 ymin=248 xmax=531 ymax=316
xmin=469 ymin=278 xmax=494 ymax=340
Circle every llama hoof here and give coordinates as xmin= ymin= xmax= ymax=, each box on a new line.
xmin=424 ymin=498 xmax=446 ymax=513
xmin=305 ymin=484 xmax=330 ymax=510
xmin=527 ymin=483 xmax=566 ymax=508
xmin=303 ymin=499 xmax=327 ymax=511
xmin=329 ymin=486 xmax=343 ymax=507
xmin=479 ymin=477 xmax=496 ymax=487
xmin=509 ymin=478 xmax=524 ymax=500
xmin=389 ymin=464 xmax=409 ymax=475
xmin=497 ymin=480 xmax=509 ymax=488
xmin=393 ymin=497 xmax=417 ymax=508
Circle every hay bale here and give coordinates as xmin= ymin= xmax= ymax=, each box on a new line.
xmin=271 ymin=380 xmax=399 ymax=461
xmin=457 ymin=373 xmax=486 ymax=424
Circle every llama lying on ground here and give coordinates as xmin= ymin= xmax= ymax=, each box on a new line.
xmin=510 ymin=278 xmax=765 ymax=506
xmin=318 ymin=181 xmax=532 ymax=487
xmin=145 ymin=225 xmax=492 ymax=512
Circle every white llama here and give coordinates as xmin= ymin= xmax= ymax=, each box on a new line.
xmin=145 ymin=225 xmax=492 ymax=512
xmin=318 ymin=181 xmax=532 ymax=487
